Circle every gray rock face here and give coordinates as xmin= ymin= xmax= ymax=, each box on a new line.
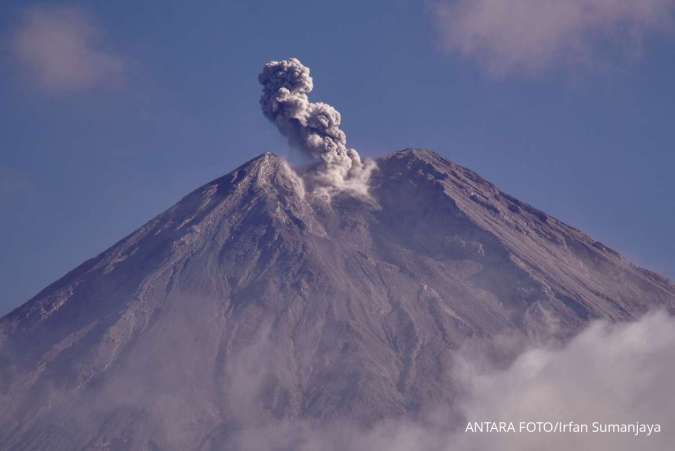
xmin=1 ymin=149 xmax=673 ymax=450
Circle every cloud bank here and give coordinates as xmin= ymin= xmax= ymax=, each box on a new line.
xmin=226 ymin=312 xmax=675 ymax=450
xmin=4 ymin=309 xmax=674 ymax=449
xmin=449 ymin=311 xmax=675 ymax=450
xmin=433 ymin=0 xmax=675 ymax=74
xmin=11 ymin=6 xmax=124 ymax=93
xmin=258 ymin=58 xmax=375 ymax=199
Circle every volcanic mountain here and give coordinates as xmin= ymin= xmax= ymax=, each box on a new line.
xmin=1 ymin=149 xmax=673 ymax=450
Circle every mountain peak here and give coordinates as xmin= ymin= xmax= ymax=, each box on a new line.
xmin=224 ymin=152 xmax=286 ymax=188
xmin=381 ymin=148 xmax=493 ymax=190
xmin=1 ymin=147 xmax=673 ymax=450
xmin=389 ymin=147 xmax=445 ymax=162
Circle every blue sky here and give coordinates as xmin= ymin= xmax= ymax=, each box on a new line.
xmin=1 ymin=0 xmax=674 ymax=315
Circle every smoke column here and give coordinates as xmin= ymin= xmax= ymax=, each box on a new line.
xmin=258 ymin=58 xmax=375 ymax=198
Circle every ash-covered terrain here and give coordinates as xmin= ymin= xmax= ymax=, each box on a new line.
xmin=1 ymin=149 xmax=673 ymax=450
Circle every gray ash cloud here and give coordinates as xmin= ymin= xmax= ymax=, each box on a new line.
xmin=258 ymin=57 xmax=375 ymax=198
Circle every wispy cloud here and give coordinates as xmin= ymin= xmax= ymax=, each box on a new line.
xmin=432 ymin=0 xmax=675 ymax=75
xmin=11 ymin=6 xmax=124 ymax=93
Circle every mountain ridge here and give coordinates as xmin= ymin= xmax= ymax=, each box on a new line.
xmin=1 ymin=148 xmax=673 ymax=450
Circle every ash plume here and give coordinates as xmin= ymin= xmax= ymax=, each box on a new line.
xmin=258 ymin=57 xmax=375 ymax=198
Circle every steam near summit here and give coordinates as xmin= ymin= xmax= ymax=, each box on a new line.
xmin=258 ymin=57 xmax=375 ymax=198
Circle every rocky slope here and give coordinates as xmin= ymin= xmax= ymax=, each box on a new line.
xmin=1 ymin=149 xmax=673 ymax=450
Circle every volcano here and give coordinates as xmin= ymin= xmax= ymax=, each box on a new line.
xmin=1 ymin=149 xmax=673 ymax=450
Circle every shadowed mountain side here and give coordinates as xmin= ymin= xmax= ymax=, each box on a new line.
xmin=0 ymin=149 xmax=672 ymax=450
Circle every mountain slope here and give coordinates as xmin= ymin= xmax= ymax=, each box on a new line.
xmin=1 ymin=149 xmax=673 ymax=450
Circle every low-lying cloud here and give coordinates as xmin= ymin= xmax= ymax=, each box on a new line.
xmin=10 ymin=6 xmax=124 ymax=93
xmin=4 ymin=308 xmax=674 ymax=449
xmin=448 ymin=310 xmax=675 ymax=450
xmin=228 ymin=312 xmax=675 ymax=450
xmin=433 ymin=0 xmax=675 ymax=75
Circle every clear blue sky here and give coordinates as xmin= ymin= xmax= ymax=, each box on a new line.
xmin=1 ymin=0 xmax=674 ymax=315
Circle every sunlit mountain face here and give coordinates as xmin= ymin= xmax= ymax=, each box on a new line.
xmin=1 ymin=149 xmax=673 ymax=451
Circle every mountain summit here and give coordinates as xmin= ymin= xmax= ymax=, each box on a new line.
xmin=1 ymin=149 xmax=673 ymax=450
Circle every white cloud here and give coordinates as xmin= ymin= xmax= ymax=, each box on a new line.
xmin=432 ymin=0 xmax=675 ymax=75
xmin=11 ymin=6 xmax=124 ymax=92
xmin=449 ymin=311 xmax=675 ymax=450
xmin=199 ymin=312 xmax=675 ymax=450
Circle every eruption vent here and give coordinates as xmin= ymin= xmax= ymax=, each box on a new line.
xmin=258 ymin=57 xmax=374 ymax=198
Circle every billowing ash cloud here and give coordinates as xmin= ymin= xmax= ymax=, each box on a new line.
xmin=259 ymin=58 xmax=375 ymax=198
